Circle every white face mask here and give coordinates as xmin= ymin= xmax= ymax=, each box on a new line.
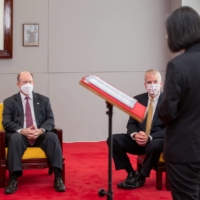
xmin=20 ymin=83 xmax=33 ymax=95
xmin=146 ymin=84 xmax=160 ymax=97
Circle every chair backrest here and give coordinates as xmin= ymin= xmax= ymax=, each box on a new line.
xmin=0 ymin=103 xmax=4 ymax=131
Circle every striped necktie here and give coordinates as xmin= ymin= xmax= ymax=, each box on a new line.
xmin=145 ymin=98 xmax=154 ymax=135
xmin=25 ymin=97 xmax=35 ymax=145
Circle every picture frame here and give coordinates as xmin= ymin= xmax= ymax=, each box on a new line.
xmin=0 ymin=0 xmax=13 ymax=58
xmin=23 ymin=24 xmax=39 ymax=46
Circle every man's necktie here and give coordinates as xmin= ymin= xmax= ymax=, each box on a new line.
xmin=25 ymin=97 xmax=35 ymax=145
xmin=145 ymin=98 xmax=154 ymax=135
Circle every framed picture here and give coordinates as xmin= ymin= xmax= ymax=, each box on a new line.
xmin=0 ymin=0 xmax=13 ymax=58
xmin=23 ymin=24 xmax=39 ymax=46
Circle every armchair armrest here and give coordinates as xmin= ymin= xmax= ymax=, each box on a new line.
xmin=51 ymin=127 xmax=63 ymax=152
xmin=0 ymin=131 xmax=5 ymax=159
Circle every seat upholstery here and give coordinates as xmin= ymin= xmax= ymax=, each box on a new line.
xmin=0 ymin=103 xmax=4 ymax=131
xmin=5 ymin=148 xmax=47 ymax=159
xmin=0 ymin=103 xmax=65 ymax=187
xmin=137 ymin=153 xmax=170 ymax=190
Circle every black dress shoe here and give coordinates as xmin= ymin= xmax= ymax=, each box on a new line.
xmin=54 ymin=178 xmax=66 ymax=192
xmin=117 ymin=171 xmax=135 ymax=188
xmin=118 ymin=171 xmax=146 ymax=189
xmin=4 ymin=180 xmax=18 ymax=194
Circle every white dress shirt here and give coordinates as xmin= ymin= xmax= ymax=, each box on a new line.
xmin=17 ymin=92 xmax=37 ymax=133
xmin=20 ymin=92 xmax=37 ymax=128
xmin=130 ymin=92 xmax=161 ymax=141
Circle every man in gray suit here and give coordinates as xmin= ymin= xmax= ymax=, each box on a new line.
xmin=3 ymin=71 xmax=66 ymax=194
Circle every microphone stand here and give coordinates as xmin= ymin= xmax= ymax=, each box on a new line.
xmin=98 ymin=101 xmax=113 ymax=200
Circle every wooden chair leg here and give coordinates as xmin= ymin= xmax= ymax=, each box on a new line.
xmin=156 ymin=169 xmax=163 ymax=190
xmin=62 ymin=162 xmax=65 ymax=184
xmin=165 ymin=172 xmax=170 ymax=191
xmin=137 ymin=161 xmax=142 ymax=171
xmin=0 ymin=163 xmax=6 ymax=188
xmin=48 ymin=167 xmax=53 ymax=175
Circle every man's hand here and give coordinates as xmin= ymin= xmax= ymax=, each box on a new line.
xmin=20 ymin=125 xmax=44 ymax=139
xmin=133 ymin=131 xmax=149 ymax=146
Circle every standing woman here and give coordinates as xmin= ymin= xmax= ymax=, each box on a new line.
xmin=158 ymin=6 xmax=200 ymax=200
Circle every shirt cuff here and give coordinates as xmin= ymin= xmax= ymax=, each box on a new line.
xmin=17 ymin=129 xmax=22 ymax=133
xmin=130 ymin=132 xmax=137 ymax=140
xmin=40 ymin=128 xmax=45 ymax=133
xmin=148 ymin=135 xmax=153 ymax=141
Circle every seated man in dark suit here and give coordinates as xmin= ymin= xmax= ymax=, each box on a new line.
xmin=107 ymin=69 xmax=166 ymax=189
xmin=3 ymin=71 xmax=66 ymax=194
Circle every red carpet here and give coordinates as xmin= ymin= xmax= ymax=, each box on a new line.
xmin=0 ymin=141 xmax=172 ymax=199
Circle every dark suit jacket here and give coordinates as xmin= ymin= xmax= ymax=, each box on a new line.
xmin=3 ymin=92 xmax=55 ymax=135
xmin=126 ymin=92 xmax=165 ymax=139
xmin=158 ymin=43 xmax=200 ymax=163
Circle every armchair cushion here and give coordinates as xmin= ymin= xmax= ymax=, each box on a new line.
xmin=0 ymin=103 xmax=4 ymax=131
xmin=159 ymin=153 xmax=164 ymax=162
xmin=5 ymin=147 xmax=47 ymax=159
xmin=139 ymin=153 xmax=165 ymax=163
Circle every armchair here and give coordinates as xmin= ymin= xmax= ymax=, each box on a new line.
xmin=0 ymin=103 xmax=65 ymax=187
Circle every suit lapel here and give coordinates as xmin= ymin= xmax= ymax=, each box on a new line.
xmin=151 ymin=93 xmax=162 ymax=128
xmin=140 ymin=94 xmax=148 ymax=130
xmin=15 ymin=93 xmax=24 ymax=127
xmin=33 ymin=92 xmax=40 ymax=127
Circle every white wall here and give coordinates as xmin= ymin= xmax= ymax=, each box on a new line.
xmin=182 ymin=0 xmax=200 ymax=14
xmin=171 ymin=0 xmax=182 ymax=11
xmin=0 ymin=0 xmax=171 ymax=142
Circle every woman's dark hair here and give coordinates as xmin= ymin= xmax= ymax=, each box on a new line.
xmin=166 ymin=6 xmax=200 ymax=52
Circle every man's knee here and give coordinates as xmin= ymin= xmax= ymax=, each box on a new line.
xmin=44 ymin=132 xmax=59 ymax=141
xmin=107 ymin=134 xmax=118 ymax=146
xmin=146 ymin=139 xmax=163 ymax=152
xmin=106 ymin=137 xmax=109 ymax=146
xmin=107 ymin=134 xmax=128 ymax=148
xmin=9 ymin=133 xmax=24 ymax=143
